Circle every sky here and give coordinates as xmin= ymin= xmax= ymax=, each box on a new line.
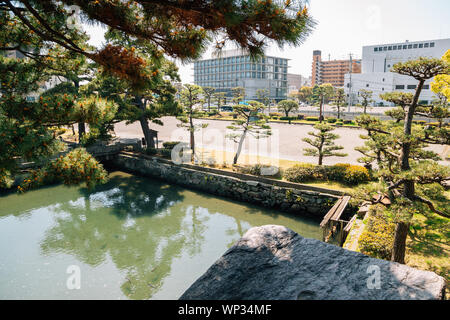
xmin=85 ymin=0 xmax=450 ymax=83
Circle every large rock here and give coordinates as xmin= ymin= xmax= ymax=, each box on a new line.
xmin=180 ymin=225 xmax=445 ymax=300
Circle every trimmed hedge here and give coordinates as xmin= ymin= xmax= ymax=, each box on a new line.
xmin=305 ymin=116 xmax=319 ymax=121
xmin=162 ymin=141 xmax=181 ymax=150
xmin=233 ymin=164 xmax=282 ymax=179
xmin=284 ymin=163 xmax=371 ymax=185
xmin=359 ymin=205 xmax=395 ymax=260
xmin=327 ymin=118 xmax=337 ymax=123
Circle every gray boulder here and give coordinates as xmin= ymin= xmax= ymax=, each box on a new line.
xmin=180 ymin=225 xmax=445 ymax=300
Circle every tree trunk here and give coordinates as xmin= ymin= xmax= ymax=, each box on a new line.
xmin=189 ymin=112 xmax=195 ymax=162
xmin=319 ymin=98 xmax=324 ymax=122
xmin=78 ymin=122 xmax=85 ymax=142
xmin=135 ymin=96 xmax=156 ymax=149
xmin=391 ymin=222 xmax=409 ymax=264
xmin=233 ymin=130 xmax=247 ymax=165
xmin=74 ymin=80 xmax=85 ymax=142
xmin=391 ymin=80 xmax=424 ymax=264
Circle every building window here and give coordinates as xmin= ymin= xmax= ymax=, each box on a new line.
xmin=423 ymin=85 xmax=430 ymax=89
xmin=388 ymin=46 xmax=392 ymax=50
xmin=424 ymin=43 xmax=429 ymax=48
xmin=407 ymin=85 xmax=416 ymax=89
xmin=430 ymin=42 xmax=435 ymax=47
xmin=366 ymin=84 xmax=369 ymax=87
xmin=403 ymin=45 xmax=407 ymax=49
xmin=408 ymin=44 xmax=412 ymax=49
xmin=419 ymin=43 xmax=423 ymax=48
xmin=395 ymin=85 xmax=404 ymax=90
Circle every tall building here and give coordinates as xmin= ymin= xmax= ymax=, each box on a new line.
xmin=311 ymin=50 xmax=361 ymax=87
xmin=344 ymin=38 xmax=450 ymax=105
xmin=193 ymin=49 xmax=289 ymax=102
xmin=287 ymin=73 xmax=302 ymax=93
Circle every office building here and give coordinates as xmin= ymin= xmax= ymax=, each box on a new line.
xmin=193 ymin=49 xmax=289 ymax=102
xmin=344 ymin=38 xmax=450 ymax=105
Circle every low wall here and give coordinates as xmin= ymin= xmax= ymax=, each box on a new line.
xmin=108 ymin=152 xmax=341 ymax=218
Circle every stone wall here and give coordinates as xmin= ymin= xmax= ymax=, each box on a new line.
xmin=108 ymin=153 xmax=341 ymax=219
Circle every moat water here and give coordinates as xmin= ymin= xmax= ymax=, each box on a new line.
xmin=0 ymin=171 xmax=321 ymax=299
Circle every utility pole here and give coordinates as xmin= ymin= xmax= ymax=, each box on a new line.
xmin=348 ymin=53 xmax=353 ymax=112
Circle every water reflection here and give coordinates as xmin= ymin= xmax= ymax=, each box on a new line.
xmin=0 ymin=172 xmax=321 ymax=300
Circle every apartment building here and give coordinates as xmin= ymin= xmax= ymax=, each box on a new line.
xmin=311 ymin=50 xmax=361 ymax=87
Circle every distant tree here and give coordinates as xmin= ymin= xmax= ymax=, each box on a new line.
xmin=232 ymin=87 xmax=246 ymax=105
xmin=202 ymin=87 xmax=216 ymax=112
xmin=331 ymin=88 xmax=347 ymax=119
xmin=178 ymin=84 xmax=207 ymax=161
xmin=358 ymin=89 xmax=374 ymax=114
xmin=298 ymin=86 xmax=314 ymax=105
xmin=226 ymin=101 xmax=271 ymax=164
xmin=256 ymin=89 xmax=271 ymax=112
xmin=431 ymin=49 xmax=450 ymax=101
xmin=302 ymin=123 xmax=347 ymax=165
xmin=353 ymin=56 xmax=450 ymax=264
xmin=312 ymin=84 xmax=334 ymax=122
xmin=278 ymin=100 xmax=299 ymax=120
xmin=213 ymin=92 xmax=226 ymax=108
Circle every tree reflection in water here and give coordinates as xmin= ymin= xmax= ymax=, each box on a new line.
xmin=39 ymin=172 xmax=208 ymax=300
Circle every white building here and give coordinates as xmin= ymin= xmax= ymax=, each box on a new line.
xmin=344 ymin=38 xmax=450 ymax=106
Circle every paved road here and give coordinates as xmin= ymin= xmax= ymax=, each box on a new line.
xmin=114 ymin=117 xmax=448 ymax=166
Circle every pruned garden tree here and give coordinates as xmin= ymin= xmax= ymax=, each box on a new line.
xmin=177 ymin=84 xmax=207 ymax=162
xmin=202 ymin=86 xmax=215 ymax=112
xmin=358 ymin=89 xmax=374 ymax=114
xmin=302 ymin=123 xmax=347 ymax=165
xmin=332 ymin=88 xmax=346 ymax=119
xmin=296 ymin=86 xmax=314 ymax=105
xmin=353 ymin=56 xmax=450 ymax=264
xmin=256 ymin=88 xmax=271 ymax=112
xmin=231 ymin=87 xmax=246 ymax=105
xmin=312 ymin=83 xmax=334 ymax=122
xmin=226 ymin=101 xmax=271 ymax=165
xmin=431 ymin=50 xmax=450 ymax=101
xmin=277 ymin=99 xmax=299 ymax=123
xmin=213 ymin=92 xmax=227 ymax=109
xmin=0 ymin=0 xmax=314 ymax=189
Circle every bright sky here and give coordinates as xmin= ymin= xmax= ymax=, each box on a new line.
xmin=85 ymin=0 xmax=450 ymax=83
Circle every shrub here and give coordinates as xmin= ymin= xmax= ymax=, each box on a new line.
xmin=305 ymin=116 xmax=319 ymax=122
xmin=144 ymin=148 xmax=157 ymax=156
xmin=284 ymin=163 xmax=370 ymax=185
xmin=158 ymin=148 xmax=172 ymax=158
xmin=269 ymin=112 xmax=282 ymax=118
xmin=279 ymin=116 xmax=296 ymax=123
xmin=327 ymin=117 xmax=337 ymax=123
xmin=359 ymin=205 xmax=395 ymax=260
xmin=342 ymin=165 xmax=370 ymax=185
xmin=343 ymin=119 xmax=353 ymax=125
xmin=234 ymin=164 xmax=282 ymax=178
xmin=283 ymin=164 xmax=318 ymax=182
xmin=162 ymin=141 xmax=181 ymax=150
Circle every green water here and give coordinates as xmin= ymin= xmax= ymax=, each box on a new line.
xmin=0 ymin=171 xmax=321 ymax=300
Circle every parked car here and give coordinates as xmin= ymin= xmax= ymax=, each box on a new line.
xmin=220 ymin=105 xmax=233 ymax=112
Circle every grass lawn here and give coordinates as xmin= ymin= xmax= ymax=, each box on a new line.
xmin=406 ymin=213 xmax=450 ymax=286
xmin=196 ymin=115 xmax=360 ymax=128
xmin=194 ymin=147 xmax=358 ymax=193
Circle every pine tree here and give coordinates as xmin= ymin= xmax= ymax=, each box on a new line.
xmin=226 ymin=101 xmax=271 ymax=165
xmin=302 ymin=123 xmax=347 ymax=165
xmin=177 ymin=84 xmax=207 ymax=162
xmin=202 ymin=87 xmax=216 ymax=112
xmin=358 ymin=89 xmax=374 ymax=114
xmin=332 ymin=88 xmax=346 ymax=119
xmin=353 ymin=56 xmax=450 ymax=264
xmin=312 ymin=83 xmax=334 ymax=122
